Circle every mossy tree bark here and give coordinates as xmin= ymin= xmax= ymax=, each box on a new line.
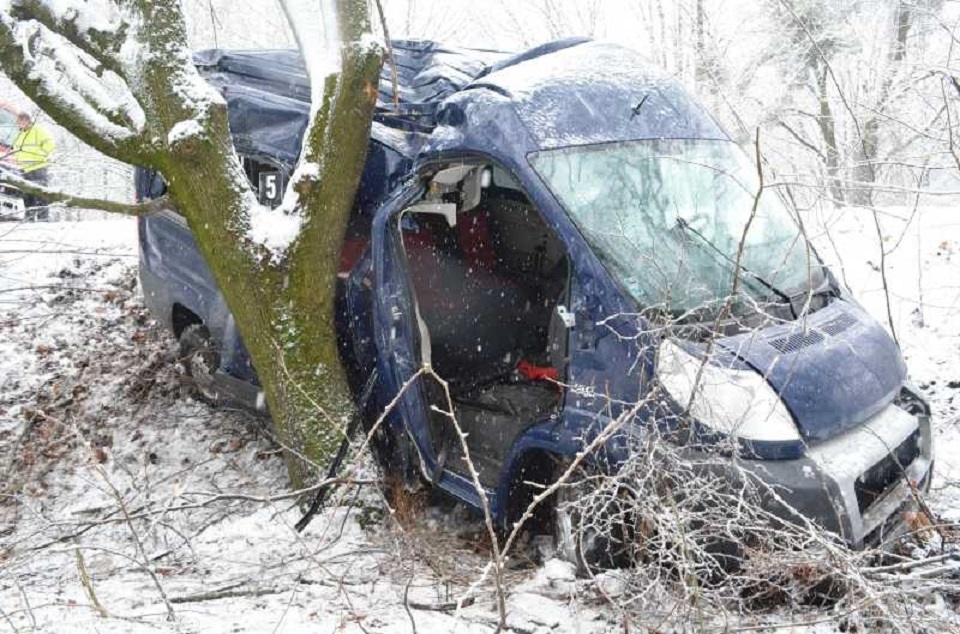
xmin=0 ymin=0 xmax=383 ymax=488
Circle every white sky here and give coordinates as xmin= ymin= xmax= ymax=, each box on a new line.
xmin=182 ymin=0 xmax=747 ymax=52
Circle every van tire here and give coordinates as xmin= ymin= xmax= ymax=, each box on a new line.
xmin=178 ymin=324 xmax=221 ymax=404
xmin=553 ymin=465 xmax=634 ymax=575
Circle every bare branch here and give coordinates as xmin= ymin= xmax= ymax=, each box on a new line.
xmin=777 ymin=120 xmax=826 ymax=162
xmin=0 ymin=167 xmax=168 ymax=215
xmin=945 ymin=79 xmax=960 ymax=172
xmin=170 ymin=584 xmax=284 ymax=605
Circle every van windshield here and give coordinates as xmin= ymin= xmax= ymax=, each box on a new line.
xmin=531 ymin=139 xmax=823 ymax=317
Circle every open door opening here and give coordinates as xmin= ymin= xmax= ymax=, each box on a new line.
xmin=397 ymin=162 xmax=570 ymax=487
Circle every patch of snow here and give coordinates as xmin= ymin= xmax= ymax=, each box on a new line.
xmin=167 ymin=118 xmax=204 ymax=146
xmin=48 ymin=37 xmax=124 ymax=113
xmin=245 ymin=192 xmax=303 ymax=258
xmin=358 ymin=30 xmax=382 ymax=54
xmin=523 ymin=557 xmax=576 ymax=600
xmin=161 ymin=58 xmax=226 ymax=135
xmin=593 ymin=570 xmax=629 ymax=599
xmin=279 ymin=0 xmax=341 ymax=100
xmin=8 ymin=19 xmax=136 ymax=142
xmin=505 ymin=592 xmax=563 ymax=630
xmin=542 ymin=558 xmax=576 ymax=582
xmin=41 ymin=0 xmax=123 ymax=34
xmin=294 ymin=160 xmax=320 ymax=181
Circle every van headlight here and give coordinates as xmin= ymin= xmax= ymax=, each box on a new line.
xmin=656 ymin=339 xmax=800 ymax=443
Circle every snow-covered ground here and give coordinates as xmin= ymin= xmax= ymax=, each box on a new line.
xmin=0 ymin=219 xmax=608 ymax=633
xmin=0 ymin=207 xmax=958 ymax=633
xmin=808 ymin=204 xmax=960 ymax=517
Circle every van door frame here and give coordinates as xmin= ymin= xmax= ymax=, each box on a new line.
xmin=378 ymin=152 xmax=578 ymax=513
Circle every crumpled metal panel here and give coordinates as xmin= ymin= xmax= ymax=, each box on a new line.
xmin=193 ymin=41 xmax=510 ymax=162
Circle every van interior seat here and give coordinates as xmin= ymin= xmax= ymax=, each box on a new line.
xmin=338 ymin=237 xmax=369 ymax=275
xmin=399 ymin=175 xmax=572 ymax=484
xmin=402 ymin=205 xmax=547 ymax=385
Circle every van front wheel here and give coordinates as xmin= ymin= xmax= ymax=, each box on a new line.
xmin=178 ymin=324 xmax=221 ymax=404
xmin=553 ymin=465 xmax=635 ymax=574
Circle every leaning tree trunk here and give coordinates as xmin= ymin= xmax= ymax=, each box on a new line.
xmin=0 ymin=0 xmax=384 ymax=488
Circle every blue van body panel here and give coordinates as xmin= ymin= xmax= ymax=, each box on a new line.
xmin=139 ymin=210 xmax=222 ymax=332
xmin=717 ymin=301 xmax=907 ymax=443
xmin=138 ymin=38 xmax=913 ymax=530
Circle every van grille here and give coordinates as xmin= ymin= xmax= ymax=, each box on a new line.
xmin=863 ymin=469 xmax=930 ymax=546
xmin=768 ymin=330 xmax=824 ymax=354
xmin=767 ymin=311 xmax=857 ymax=354
xmin=821 ymin=312 xmax=857 ymax=336
xmin=855 ymin=429 xmax=921 ymax=514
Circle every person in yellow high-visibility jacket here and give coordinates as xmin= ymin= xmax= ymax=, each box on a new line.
xmin=13 ymin=112 xmax=56 ymax=219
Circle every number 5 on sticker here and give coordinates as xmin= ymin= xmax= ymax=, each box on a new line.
xmin=258 ymin=171 xmax=286 ymax=208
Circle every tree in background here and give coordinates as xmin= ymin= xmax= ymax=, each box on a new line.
xmin=763 ymin=0 xmax=854 ymax=204
xmin=0 ymin=0 xmax=383 ymax=488
xmin=754 ymin=0 xmax=953 ymax=207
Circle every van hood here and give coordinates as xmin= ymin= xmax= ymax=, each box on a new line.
xmin=715 ymin=300 xmax=906 ymax=444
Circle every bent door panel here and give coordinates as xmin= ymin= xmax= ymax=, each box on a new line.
xmin=370 ymin=184 xmax=438 ymax=478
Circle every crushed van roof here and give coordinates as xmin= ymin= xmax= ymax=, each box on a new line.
xmin=194 ymin=40 xmax=511 ymax=162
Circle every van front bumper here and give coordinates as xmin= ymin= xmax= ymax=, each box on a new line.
xmin=726 ymin=396 xmax=934 ymax=548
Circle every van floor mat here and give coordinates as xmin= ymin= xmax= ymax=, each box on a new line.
xmin=446 ymin=383 xmax=561 ymax=488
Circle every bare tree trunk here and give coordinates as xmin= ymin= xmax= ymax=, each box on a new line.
xmin=854 ymin=117 xmax=880 ymax=205
xmin=695 ymin=0 xmax=707 ymax=91
xmin=815 ymin=65 xmax=845 ymax=205
xmin=656 ymin=0 xmax=669 ymax=70
xmin=675 ymin=0 xmax=684 ymax=79
xmin=852 ymin=1 xmax=912 ymax=206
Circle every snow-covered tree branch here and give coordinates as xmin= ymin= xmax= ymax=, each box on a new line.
xmin=0 ymin=5 xmax=147 ymax=160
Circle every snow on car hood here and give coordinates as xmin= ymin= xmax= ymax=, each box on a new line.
xmin=716 ymin=300 xmax=906 ymax=444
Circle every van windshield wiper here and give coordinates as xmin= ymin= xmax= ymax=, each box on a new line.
xmin=675 ymin=217 xmax=796 ymax=311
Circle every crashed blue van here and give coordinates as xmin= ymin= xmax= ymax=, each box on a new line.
xmin=138 ymin=39 xmax=933 ymax=551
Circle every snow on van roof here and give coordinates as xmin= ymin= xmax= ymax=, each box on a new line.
xmin=471 ymin=41 xmax=726 ymax=149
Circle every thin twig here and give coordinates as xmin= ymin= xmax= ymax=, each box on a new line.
xmin=170 ymin=585 xmax=283 ymax=604
xmin=372 ymin=0 xmax=400 ymax=114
